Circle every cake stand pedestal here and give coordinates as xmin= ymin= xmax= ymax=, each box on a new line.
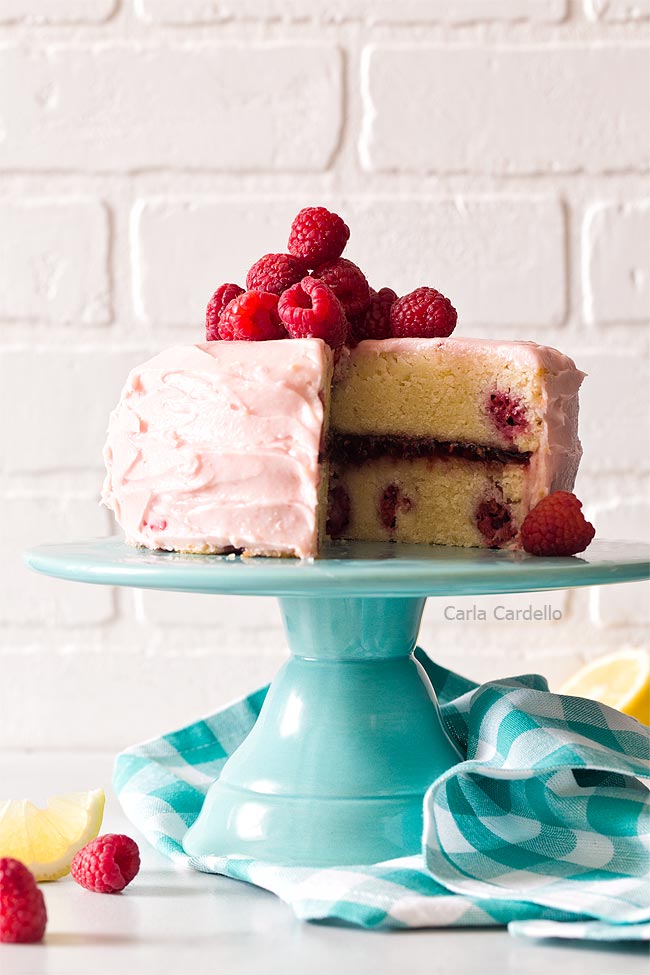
xmin=25 ymin=539 xmax=649 ymax=867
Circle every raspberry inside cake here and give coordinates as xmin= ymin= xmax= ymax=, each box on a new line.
xmin=102 ymin=336 xmax=584 ymax=558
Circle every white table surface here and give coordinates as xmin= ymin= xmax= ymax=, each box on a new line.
xmin=1 ymin=752 xmax=647 ymax=975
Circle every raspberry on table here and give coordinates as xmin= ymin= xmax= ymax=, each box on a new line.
xmin=278 ymin=276 xmax=348 ymax=348
xmin=287 ymin=207 xmax=350 ymax=268
xmin=70 ymin=834 xmax=140 ymax=894
xmin=390 ymin=287 xmax=457 ymax=339
xmin=206 ymin=283 xmax=244 ymax=341
xmin=312 ymin=258 xmax=371 ymax=319
xmin=245 ymin=253 xmax=307 ymax=296
xmin=0 ymin=857 xmax=47 ymax=943
xmin=218 ymin=290 xmax=286 ymax=341
xmin=351 ymin=287 xmax=397 ymax=343
xmin=521 ymin=492 xmax=595 ymax=557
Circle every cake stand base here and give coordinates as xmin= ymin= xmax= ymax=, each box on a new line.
xmin=182 ymin=596 xmax=461 ymax=865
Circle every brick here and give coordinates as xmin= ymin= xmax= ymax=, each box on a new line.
xmin=133 ymin=198 xmax=299 ymax=326
xmin=0 ymin=348 xmax=150 ymax=473
xmin=0 ymin=0 xmax=115 ymax=22
xmin=134 ymin=196 xmax=565 ymax=328
xmin=1 ymin=496 xmax=114 ymax=626
xmin=577 ymin=353 xmax=650 ymax=474
xmin=584 ymin=0 xmax=650 ymax=20
xmin=136 ymin=0 xmax=566 ymax=24
xmin=590 ymin=500 xmax=650 ymax=626
xmin=0 ymin=199 xmax=110 ymax=324
xmin=137 ymin=589 xmax=282 ymax=641
xmin=0 ymin=649 xmax=281 ymax=749
xmin=362 ymin=46 xmax=650 ymax=174
xmin=583 ymin=201 xmax=650 ymax=325
xmin=0 ymin=45 xmax=342 ymax=172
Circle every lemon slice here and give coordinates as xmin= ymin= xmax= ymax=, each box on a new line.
xmin=560 ymin=650 xmax=650 ymax=725
xmin=0 ymin=788 xmax=105 ymax=881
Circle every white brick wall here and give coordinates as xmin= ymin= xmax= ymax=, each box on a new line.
xmin=0 ymin=2 xmax=648 ymax=751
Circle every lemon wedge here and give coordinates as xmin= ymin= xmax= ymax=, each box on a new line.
xmin=0 ymin=788 xmax=105 ymax=881
xmin=559 ymin=650 xmax=650 ymax=725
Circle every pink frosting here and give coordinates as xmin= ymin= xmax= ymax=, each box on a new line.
xmin=102 ymin=340 xmax=332 ymax=559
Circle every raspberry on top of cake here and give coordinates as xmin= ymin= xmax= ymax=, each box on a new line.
xmin=102 ymin=206 xmax=589 ymax=559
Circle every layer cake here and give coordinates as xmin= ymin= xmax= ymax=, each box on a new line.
xmin=102 ymin=336 xmax=584 ymax=557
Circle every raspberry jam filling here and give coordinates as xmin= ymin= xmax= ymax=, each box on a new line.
xmin=330 ymin=434 xmax=530 ymax=467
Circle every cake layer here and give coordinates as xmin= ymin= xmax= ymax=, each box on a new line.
xmin=331 ymin=337 xmax=584 ymax=463
xmin=329 ymin=456 xmax=530 ymax=549
xmin=102 ymin=340 xmax=333 ymax=559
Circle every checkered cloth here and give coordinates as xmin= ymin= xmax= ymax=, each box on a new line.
xmin=114 ymin=650 xmax=650 ymax=940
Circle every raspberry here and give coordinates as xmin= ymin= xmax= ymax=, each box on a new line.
xmin=390 ymin=287 xmax=457 ymax=339
xmin=288 ymin=206 xmax=350 ymax=268
xmin=218 ymin=290 xmax=285 ymax=341
xmin=0 ymin=858 xmax=47 ymax=943
xmin=206 ymin=283 xmax=244 ymax=341
xmin=476 ymin=498 xmax=516 ymax=548
xmin=521 ymin=492 xmax=595 ymax=557
xmin=278 ymin=276 xmax=347 ymax=348
xmin=351 ymin=287 xmax=397 ymax=343
xmin=488 ymin=390 xmax=529 ymax=439
xmin=379 ymin=483 xmax=413 ymax=532
xmin=70 ymin=834 xmax=140 ymax=894
xmin=312 ymin=258 xmax=371 ymax=319
xmin=327 ymin=484 xmax=350 ymax=539
xmin=245 ymin=253 xmax=307 ymax=296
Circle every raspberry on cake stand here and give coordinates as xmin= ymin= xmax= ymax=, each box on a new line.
xmin=24 ymin=538 xmax=649 ymax=867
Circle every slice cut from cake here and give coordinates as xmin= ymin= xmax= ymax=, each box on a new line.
xmin=102 ymin=337 xmax=584 ymax=557
xmin=328 ymin=337 xmax=584 ymax=549
xmin=102 ymin=340 xmax=333 ymax=559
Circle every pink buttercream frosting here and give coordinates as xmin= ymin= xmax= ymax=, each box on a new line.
xmin=102 ymin=340 xmax=333 ymax=559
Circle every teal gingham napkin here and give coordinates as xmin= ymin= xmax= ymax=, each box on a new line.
xmin=113 ymin=650 xmax=650 ymax=940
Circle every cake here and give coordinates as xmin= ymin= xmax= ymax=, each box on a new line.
xmin=101 ymin=205 xmax=587 ymax=559
xmin=102 ymin=336 xmax=584 ymax=558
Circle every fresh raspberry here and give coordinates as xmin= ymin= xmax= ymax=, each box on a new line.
xmin=70 ymin=834 xmax=140 ymax=894
xmin=245 ymin=253 xmax=308 ymax=296
xmin=390 ymin=287 xmax=457 ymax=339
xmin=278 ymin=276 xmax=347 ymax=348
xmin=488 ymin=390 xmax=528 ymax=439
xmin=287 ymin=207 xmax=350 ymax=268
xmin=206 ymin=283 xmax=244 ymax=341
xmin=351 ymin=287 xmax=397 ymax=343
xmin=312 ymin=258 xmax=371 ymax=319
xmin=0 ymin=858 xmax=47 ymax=943
xmin=218 ymin=290 xmax=285 ymax=341
xmin=521 ymin=492 xmax=595 ymax=557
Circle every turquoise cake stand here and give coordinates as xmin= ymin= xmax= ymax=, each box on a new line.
xmin=24 ymin=538 xmax=650 ymax=867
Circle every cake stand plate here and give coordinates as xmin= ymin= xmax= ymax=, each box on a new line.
xmin=25 ymin=539 xmax=650 ymax=867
